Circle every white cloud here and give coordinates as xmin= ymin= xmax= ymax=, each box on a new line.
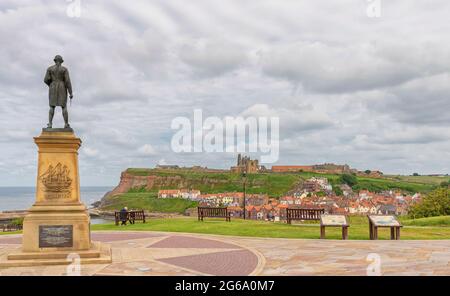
xmin=0 ymin=0 xmax=450 ymax=186
xmin=260 ymin=40 xmax=450 ymax=93
xmin=83 ymin=147 xmax=99 ymax=157
xmin=179 ymin=38 xmax=248 ymax=78
xmin=138 ymin=144 xmax=157 ymax=156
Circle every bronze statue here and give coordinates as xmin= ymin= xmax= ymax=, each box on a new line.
xmin=44 ymin=55 xmax=73 ymax=128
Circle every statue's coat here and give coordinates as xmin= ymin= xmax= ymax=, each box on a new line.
xmin=44 ymin=65 xmax=72 ymax=107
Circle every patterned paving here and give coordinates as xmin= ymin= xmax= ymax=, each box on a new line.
xmin=0 ymin=232 xmax=261 ymax=276
xmin=0 ymin=236 xmax=21 ymax=245
xmin=148 ymin=235 xmax=239 ymax=249
xmin=0 ymin=232 xmax=449 ymax=275
xmin=91 ymin=232 xmax=163 ymax=242
xmin=158 ymin=249 xmax=259 ymax=276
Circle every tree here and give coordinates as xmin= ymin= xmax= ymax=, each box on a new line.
xmin=409 ymin=188 xmax=450 ymax=218
xmin=413 ymin=173 xmax=420 ymax=176
xmin=340 ymin=174 xmax=358 ymax=187
xmin=364 ymin=170 xmax=371 ymax=175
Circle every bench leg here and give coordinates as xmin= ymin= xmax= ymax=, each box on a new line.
xmin=373 ymin=226 xmax=378 ymax=240
xmin=396 ymin=227 xmax=401 ymax=240
xmin=342 ymin=227 xmax=348 ymax=240
xmin=390 ymin=227 xmax=395 ymax=240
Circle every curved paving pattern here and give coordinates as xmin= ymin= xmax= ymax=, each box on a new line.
xmin=1 ymin=232 xmax=449 ymax=275
xmin=159 ymin=249 xmax=259 ymax=276
xmin=148 ymin=235 xmax=240 ymax=249
xmin=146 ymin=235 xmax=259 ymax=275
xmin=91 ymin=232 xmax=163 ymax=242
xmin=0 ymin=232 xmax=262 ymax=276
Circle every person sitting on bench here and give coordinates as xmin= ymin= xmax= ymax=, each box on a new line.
xmin=119 ymin=206 xmax=128 ymax=225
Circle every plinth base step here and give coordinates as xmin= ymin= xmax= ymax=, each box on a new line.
xmin=0 ymin=241 xmax=112 ymax=267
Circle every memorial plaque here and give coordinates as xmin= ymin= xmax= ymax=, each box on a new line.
xmin=320 ymin=214 xmax=348 ymax=226
xmin=368 ymin=215 xmax=400 ymax=227
xmin=39 ymin=225 xmax=73 ymax=248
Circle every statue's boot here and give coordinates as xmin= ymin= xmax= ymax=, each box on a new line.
xmin=47 ymin=123 xmax=52 ymax=128
xmin=64 ymin=123 xmax=71 ymax=129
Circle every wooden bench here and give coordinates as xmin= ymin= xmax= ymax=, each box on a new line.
xmin=129 ymin=210 xmax=146 ymax=224
xmin=286 ymin=208 xmax=324 ymax=224
xmin=197 ymin=207 xmax=231 ymax=222
xmin=115 ymin=210 xmax=146 ymax=225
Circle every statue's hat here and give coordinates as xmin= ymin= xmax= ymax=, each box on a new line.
xmin=53 ymin=55 xmax=64 ymax=63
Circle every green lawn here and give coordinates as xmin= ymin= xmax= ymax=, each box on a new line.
xmin=0 ymin=231 xmax=21 ymax=235
xmin=3 ymin=216 xmax=449 ymax=239
xmin=401 ymin=215 xmax=450 ymax=227
xmin=385 ymin=175 xmax=450 ymax=186
xmin=91 ymin=216 xmax=450 ymax=240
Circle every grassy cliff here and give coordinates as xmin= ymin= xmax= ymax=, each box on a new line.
xmin=99 ymin=168 xmax=439 ymax=211
xmin=124 ymin=168 xmax=437 ymax=194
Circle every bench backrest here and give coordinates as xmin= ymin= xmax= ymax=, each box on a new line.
xmin=287 ymin=208 xmax=324 ymax=220
xmin=115 ymin=210 xmax=145 ymax=220
xmin=129 ymin=210 xmax=145 ymax=220
xmin=198 ymin=207 xmax=228 ymax=217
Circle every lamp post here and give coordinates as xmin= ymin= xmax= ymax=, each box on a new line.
xmin=242 ymin=171 xmax=247 ymax=220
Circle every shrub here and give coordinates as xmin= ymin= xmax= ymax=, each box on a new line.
xmin=333 ymin=186 xmax=343 ymax=196
xmin=409 ymin=188 xmax=450 ymax=218
xmin=10 ymin=217 xmax=24 ymax=226
xmin=340 ymin=174 xmax=358 ymax=187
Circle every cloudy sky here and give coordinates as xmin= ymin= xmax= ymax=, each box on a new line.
xmin=0 ymin=0 xmax=449 ymax=186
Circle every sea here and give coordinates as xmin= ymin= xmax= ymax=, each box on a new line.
xmin=0 ymin=186 xmax=113 ymax=224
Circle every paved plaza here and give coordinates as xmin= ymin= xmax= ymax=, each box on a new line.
xmin=0 ymin=231 xmax=449 ymax=275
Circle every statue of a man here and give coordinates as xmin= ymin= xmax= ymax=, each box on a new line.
xmin=44 ymin=55 xmax=73 ymax=128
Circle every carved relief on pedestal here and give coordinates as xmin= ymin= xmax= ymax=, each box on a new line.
xmin=40 ymin=163 xmax=72 ymax=199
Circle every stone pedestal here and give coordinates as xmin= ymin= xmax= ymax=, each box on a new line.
xmin=0 ymin=129 xmax=111 ymax=267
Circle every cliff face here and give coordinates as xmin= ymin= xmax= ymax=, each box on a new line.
xmin=106 ymin=171 xmax=231 ymax=198
xmin=107 ymin=172 xmax=160 ymax=196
